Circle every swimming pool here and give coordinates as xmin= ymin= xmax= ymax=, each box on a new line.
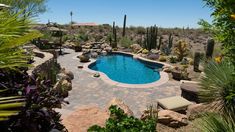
xmin=88 ymin=53 xmax=163 ymax=84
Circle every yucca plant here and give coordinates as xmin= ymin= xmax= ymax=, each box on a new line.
xmin=198 ymin=60 xmax=235 ymax=131
xmin=199 ymin=61 xmax=235 ymax=117
xmin=199 ymin=113 xmax=235 ymax=132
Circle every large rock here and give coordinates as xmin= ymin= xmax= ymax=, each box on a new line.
xmin=130 ymin=44 xmax=142 ymax=53
xmin=106 ymin=98 xmax=134 ymax=116
xmin=158 ymin=110 xmax=188 ymax=128
xmin=61 ymin=79 xmax=72 ymax=91
xmin=104 ymin=46 xmax=112 ymax=53
xmin=61 ymin=68 xmax=74 ymax=80
xmin=187 ymin=103 xmax=206 ymax=120
xmin=91 ymin=52 xmax=98 ymax=58
xmin=162 ymin=66 xmax=173 ymax=73
xmin=56 ymin=73 xmax=70 ymax=81
xmin=150 ymin=49 xmax=160 ymax=54
xmin=79 ymin=55 xmax=90 ymax=62
xmin=147 ymin=53 xmax=160 ymax=60
xmin=102 ymin=50 xmax=107 ymax=56
xmin=53 ymin=79 xmax=69 ymax=98
xmin=62 ymin=106 xmax=109 ymax=132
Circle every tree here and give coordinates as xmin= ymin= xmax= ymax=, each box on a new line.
xmin=0 ymin=9 xmax=42 ymax=70
xmin=198 ymin=0 xmax=235 ymax=64
xmin=0 ymin=0 xmax=47 ymax=17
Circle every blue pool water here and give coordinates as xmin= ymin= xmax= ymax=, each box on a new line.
xmin=89 ymin=53 xmax=163 ymax=84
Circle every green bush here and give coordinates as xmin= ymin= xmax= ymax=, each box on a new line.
xmin=120 ymin=37 xmax=133 ymax=48
xmin=88 ymin=105 xmax=157 ymax=132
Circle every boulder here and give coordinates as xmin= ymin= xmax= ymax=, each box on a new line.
xmin=101 ymin=44 xmax=109 ymax=49
xmin=61 ymin=79 xmax=72 ymax=91
xmin=102 ymin=50 xmax=107 ymax=56
xmin=79 ymin=55 xmax=90 ymax=63
xmin=106 ymin=98 xmax=134 ymax=116
xmin=130 ymin=44 xmax=142 ymax=53
xmin=82 ymin=49 xmax=90 ymax=54
xmin=147 ymin=53 xmax=160 ymax=60
xmin=162 ymin=66 xmax=172 ymax=73
xmin=96 ymin=49 xmax=102 ymax=54
xmin=104 ymin=47 xmax=112 ymax=53
xmin=64 ymin=41 xmax=76 ymax=48
xmin=150 ymin=49 xmax=160 ymax=54
xmin=158 ymin=110 xmax=188 ymax=128
xmin=61 ymin=69 xmax=74 ymax=80
xmin=187 ymin=103 xmax=206 ymax=120
xmin=91 ymin=52 xmax=98 ymax=58
xmin=56 ymin=73 xmax=70 ymax=81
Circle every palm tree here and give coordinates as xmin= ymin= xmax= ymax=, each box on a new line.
xmin=0 ymin=9 xmax=42 ymax=121
xmin=0 ymin=10 xmax=42 ymax=70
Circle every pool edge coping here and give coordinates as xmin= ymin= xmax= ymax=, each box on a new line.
xmin=82 ymin=51 xmax=170 ymax=88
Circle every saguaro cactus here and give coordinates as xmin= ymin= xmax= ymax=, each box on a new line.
xmin=158 ymin=36 xmax=163 ymax=50
xmin=122 ymin=14 xmax=127 ymax=37
xmin=112 ymin=21 xmax=117 ymax=48
xmin=166 ymin=33 xmax=173 ymax=55
xmin=206 ymin=38 xmax=215 ymax=59
xmin=194 ymin=52 xmax=201 ymax=72
xmin=145 ymin=25 xmax=158 ymax=50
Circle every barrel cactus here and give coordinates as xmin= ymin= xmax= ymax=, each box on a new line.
xmin=194 ymin=52 xmax=201 ymax=72
xmin=206 ymin=38 xmax=215 ymax=59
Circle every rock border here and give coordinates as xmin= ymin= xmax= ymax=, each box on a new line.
xmin=81 ymin=51 xmax=170 ymax=88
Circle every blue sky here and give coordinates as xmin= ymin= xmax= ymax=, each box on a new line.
xmin=38 ymin=0 xmax=212 ymax=28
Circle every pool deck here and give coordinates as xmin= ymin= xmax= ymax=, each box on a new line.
xmin=57 ymin=49 xmax=181 ymax=117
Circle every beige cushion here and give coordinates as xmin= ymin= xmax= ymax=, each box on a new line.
xmin=158 ymin=96 xmax=193 ymax=111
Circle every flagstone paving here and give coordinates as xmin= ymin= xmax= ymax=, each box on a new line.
xmin=57 ymin=49 xmax=181 ymax=117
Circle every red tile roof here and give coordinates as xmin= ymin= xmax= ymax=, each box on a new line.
xmin=73 ymin=22 xmax=98 ymax=26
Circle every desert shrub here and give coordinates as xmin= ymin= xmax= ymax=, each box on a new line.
xmin=142 ymin=49 xmax=149 ymax=54
xmin=119 ymin=37 xmax=133 ymax=48
xmin=159 ymin=56 xmax=167 ymax=62
xmin=88 ymin=105 xmax=157 ymax=132
xmin=136 ymin=26 xmax=146 ymax=35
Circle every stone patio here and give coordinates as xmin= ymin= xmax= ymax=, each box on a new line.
xmin=57 ymin=49 xmax=181 ymax=117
